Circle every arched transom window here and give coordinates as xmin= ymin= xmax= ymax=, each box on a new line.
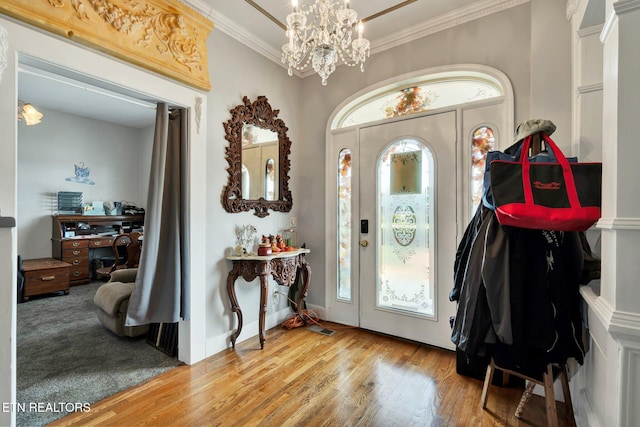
xmin=332 ymin=71 xmax=504 ymax=129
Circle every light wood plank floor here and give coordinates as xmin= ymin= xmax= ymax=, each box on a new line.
xmin=50 ymin=322 xmax=572 ymax=426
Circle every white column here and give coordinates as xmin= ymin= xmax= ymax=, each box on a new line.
xmin=598 ymin=1 xmax=640 ymax=425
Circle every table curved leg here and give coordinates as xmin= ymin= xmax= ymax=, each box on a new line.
xmin=296 ymin=255 xmax=312 ymax=321
xmin=227 ymin=268 xmax=243 ymax=348
xmin=259 ymin=274 xmax=269 ymax=349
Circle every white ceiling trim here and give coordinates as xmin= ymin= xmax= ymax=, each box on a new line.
xmin=210 ymin=8 xmax=287 ymax=70
xmin=372 ymin=0 xmax=530 ymax=54
xmin=180 ymin=0 xmax=292 ymax=73
xmin=182 ymin=0 xmax=530 ymax=78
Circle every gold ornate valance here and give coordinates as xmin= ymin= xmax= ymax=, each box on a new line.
xmin=0 ymin=0 xmax=212 ymax=91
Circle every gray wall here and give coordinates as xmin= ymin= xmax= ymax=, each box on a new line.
xmin=203 ymin=30 xmax=303 ymax=345
xmin=292 ymin=3 xmax=563 ymax=306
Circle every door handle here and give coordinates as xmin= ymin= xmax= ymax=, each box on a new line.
xmin=360 ymin=240 xmax=369 ymax=247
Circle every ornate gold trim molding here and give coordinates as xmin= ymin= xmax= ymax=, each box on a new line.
xmin=0 ymin=0 xmax=213 ymax=91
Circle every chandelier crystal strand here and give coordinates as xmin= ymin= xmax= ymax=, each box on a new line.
xmin=282 ymin=0 xmax=370 ymax=85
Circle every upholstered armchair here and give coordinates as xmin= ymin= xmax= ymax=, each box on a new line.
xmin=93 ymin=268 xmax=149 ymax=337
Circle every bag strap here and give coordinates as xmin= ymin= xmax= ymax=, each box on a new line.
xmin=519 ymin=133 xmax=581 ymax=208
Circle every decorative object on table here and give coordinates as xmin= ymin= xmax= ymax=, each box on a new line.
xmin=260 ymin=234 xmax=298 ymax=254
xmin=103 ymin=201 xmax=122 ymax=215
xmin=282 ymin=0 xmax=370 ymax=85
xmin=490 ymin=133 xmax=602 ymax=231
xmin=257 ymin=242 xmax=272 ymax=256
xmin=283 ymin=228 xmax=297 ymax=247
xmin=235 ymin=224 xmax=257 ymax=256
xmin=83 ymin=201 xmax=106 ymax=216
xmin=65 ymin=162 xmax=95 ymax=185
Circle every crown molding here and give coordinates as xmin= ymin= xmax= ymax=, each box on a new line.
xmin=183 ymin=0 xmax=529 ymax=78
xmin=372 ymin=0 xmax=530 ymax=54
xmin=205 ymin=5 xmax=302 ymax=76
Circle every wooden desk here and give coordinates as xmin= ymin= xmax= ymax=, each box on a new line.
xmin=51 ymin=214 xmax=144 ymax=285
xmin=226 ymin=249 xmax=311 ymax=349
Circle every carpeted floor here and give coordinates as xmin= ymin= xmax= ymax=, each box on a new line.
xmin=16 ymin=281 xmax=181 ymax=427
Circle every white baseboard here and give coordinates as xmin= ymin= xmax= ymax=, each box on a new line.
xmin=574 ymin=387 xmax=602 ymax=427
xmin=205 ymin=306 xmax=293 ymax=357
xmin=205 ymin=304 xmax=328 ymax=358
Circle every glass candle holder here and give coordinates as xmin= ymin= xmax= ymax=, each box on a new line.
xmin=282 ymin=228 xmax=296 ymax=247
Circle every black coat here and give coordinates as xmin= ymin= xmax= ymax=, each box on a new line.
xmin=451 ymin=207 xmax=586 ymax=377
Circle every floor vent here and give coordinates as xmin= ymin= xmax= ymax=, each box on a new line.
xmin=146 ymin=322 xmax=179 ymax=357
xmin=308 ymin=325 xmax=336 ymax=336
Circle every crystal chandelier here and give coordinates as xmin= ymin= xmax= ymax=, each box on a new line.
xmin=282 ymin=0 xmax=370 ymax=85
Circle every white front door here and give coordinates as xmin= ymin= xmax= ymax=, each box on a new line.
xmin=358 ymin=112 xmax=457 ymax=349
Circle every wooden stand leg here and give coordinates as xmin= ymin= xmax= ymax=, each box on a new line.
xmin=560 ymin=365 xmax=576 ymax=427
xmin=480 ymin=358 xmax=495 ymax=409
xmin=481 ymin=360 xmax=573 ymax=426
xmin=543 ymin=364 xmax=559 ymax=427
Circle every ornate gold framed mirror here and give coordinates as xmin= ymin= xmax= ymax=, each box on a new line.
xmin=221 ymin=96 xmax=293 ymax=217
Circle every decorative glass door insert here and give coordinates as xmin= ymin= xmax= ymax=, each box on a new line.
xmin=337 ymin=149 xmax=352 ymax=300
xmin=378 ymin=139 xmax=434 ymax=316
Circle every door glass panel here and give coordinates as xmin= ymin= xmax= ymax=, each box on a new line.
xmin=337 ymin=149 xmax=352 ymax=300
xmin=378 ymin=139 xmax=434 ymax=317
xmin=471 ymin=126 xmax=495 ymax=213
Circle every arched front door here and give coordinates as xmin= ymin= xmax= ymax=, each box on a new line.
xmin=326 ymin=66 xmax=512 ymax=349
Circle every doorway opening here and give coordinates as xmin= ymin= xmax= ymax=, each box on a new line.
xmin=14 ymin=54 xmax=197 ymax=425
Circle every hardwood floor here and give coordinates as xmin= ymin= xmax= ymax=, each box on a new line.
xmin=50 ymin=323 xmax=572 ymax=426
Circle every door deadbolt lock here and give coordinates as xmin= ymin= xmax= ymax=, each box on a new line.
xmin=360 ymin=240 xmax=369 ymax=247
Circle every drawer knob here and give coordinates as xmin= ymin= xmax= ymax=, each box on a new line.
xmin=41 ymin=276 xmax=55 ymax=281
xmin=94 ymin=241 xmax=101 ymax=246
xmin=73 ymin=271 xmax=81 ymax=277
xmin=73 ymin=260 xmax=80 ymax=265
xmin=73 ymin=242 xmax=80 ymax=247
xmin=73 ymin=250 xmax=80 ymax=255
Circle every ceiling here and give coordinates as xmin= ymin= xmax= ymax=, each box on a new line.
xmin=17 ymin=0 xmax=523 ymax=129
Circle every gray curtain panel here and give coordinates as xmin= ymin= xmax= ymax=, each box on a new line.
xmin=126 ymin=103 xmax=191 ymax=325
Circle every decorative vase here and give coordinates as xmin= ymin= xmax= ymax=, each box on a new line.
xmin=257 ymin=243 xmax=272 ymax=256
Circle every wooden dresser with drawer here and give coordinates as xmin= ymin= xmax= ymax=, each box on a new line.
xmin=22 ymin=258 xmax=71 ymax=301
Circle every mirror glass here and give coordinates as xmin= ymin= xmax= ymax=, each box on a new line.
xmin=241 ymin=124 xmax=279 ymax=200
xmin=222 ymin=96 xmax=292 ymax=217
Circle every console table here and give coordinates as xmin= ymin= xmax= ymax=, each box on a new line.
xmin=226 ymin=249 xmax=311 ymax=349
